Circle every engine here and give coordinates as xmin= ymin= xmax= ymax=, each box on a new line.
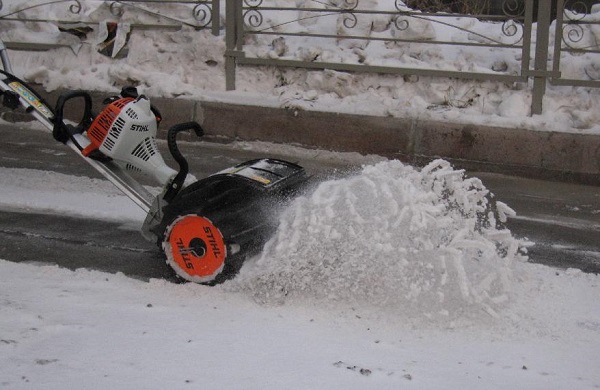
xmin=82 ymin=95 xmax=177 ymax=186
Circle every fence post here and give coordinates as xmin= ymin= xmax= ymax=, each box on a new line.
xmin=211 ymin=0 xmax=220 ymax=36
xmin=225 ymin=0 xmax=242 ymax=91
xmin=531 ymin=0 xmax=552 ymax=115
xmin=552 ymin=0 xmax=565 ymax=80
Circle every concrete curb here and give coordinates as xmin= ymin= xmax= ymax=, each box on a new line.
xmin=5 ymin=87 xmax=600 ymax=185
xmin=193 ymin=101 xmax=600 ymax=185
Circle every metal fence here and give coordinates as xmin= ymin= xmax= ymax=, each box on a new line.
xmin=225 ymin=0 xmax=534 ymax=86
xmin=224 ymin=0 xmax=600 ymax=115
xmin=2 ymin=0 xmax=600 ymax=115
xmin=551 ymin=0 xmax=600 ymax=88
xmin=0 ymin=0 xmax=221 ymax=47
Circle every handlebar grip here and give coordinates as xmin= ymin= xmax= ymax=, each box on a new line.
xmin=53 ymin=90 xmax=93 ymax=144
xmin=163 ymin=121 xmax=204 ymax=202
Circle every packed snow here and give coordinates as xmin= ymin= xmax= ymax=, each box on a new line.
xmin=1 ymin=0 xmax=600 ymax=134
xmin=1 ymin=155 xmax=599 ymax=388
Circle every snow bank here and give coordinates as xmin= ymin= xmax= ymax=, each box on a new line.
xmin=229 ymin=159 xmax=528 ymax=326
xmin=2 ymin=1 xmax=600 ymax=133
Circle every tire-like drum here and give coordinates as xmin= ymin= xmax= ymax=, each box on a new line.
xmin=162 ymin=214 xmax=227 ymax=284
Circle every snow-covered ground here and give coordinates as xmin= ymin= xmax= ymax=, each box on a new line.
xmin=0 ymin=156 xmax=599 ymax=389
xmin=1 ymin=1 xmax=600 ymax=388
xmin=1 ymin=0 xmax=600 ymax=134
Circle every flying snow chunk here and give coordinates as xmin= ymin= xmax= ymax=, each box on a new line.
xmin=229 ymin=159 xmax=528 ymax=323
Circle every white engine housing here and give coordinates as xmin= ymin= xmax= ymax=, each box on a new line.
xmin=83 ymin=96 xmax=177 ymax=186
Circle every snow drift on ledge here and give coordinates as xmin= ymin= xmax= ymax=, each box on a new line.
xmin=1 ymin=0 xmax=600 ymax=134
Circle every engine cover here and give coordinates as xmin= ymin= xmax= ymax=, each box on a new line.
xmin=83 ymin=95 xmax=176 ymax=185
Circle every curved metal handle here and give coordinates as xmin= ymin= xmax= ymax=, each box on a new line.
xmin=163 ymin=121 xmax=204 ymax=202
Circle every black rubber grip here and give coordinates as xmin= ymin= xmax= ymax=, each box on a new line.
xmin=163 ymin=121 xmax=204 ymax=202
xmin=53 ymin=90 xmax=93 ymax=145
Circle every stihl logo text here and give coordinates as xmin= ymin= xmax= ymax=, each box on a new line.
xmin=130 ymin=124 xmax=149 ymax=132
xmin=176 ymin=238 xmax=194 ymax=269
xmin=204 ymin=227 xmax=222 ymax=257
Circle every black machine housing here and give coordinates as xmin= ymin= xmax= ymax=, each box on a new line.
xmin=153 ymin=158 xmax=307 ymax=283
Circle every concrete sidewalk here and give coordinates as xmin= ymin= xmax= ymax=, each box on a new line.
xmin=5 ymin=87 xmax=600 ymax=185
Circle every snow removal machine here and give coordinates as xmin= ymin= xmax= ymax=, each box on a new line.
xmin=0 ymin=39 xmax=307 ymax=284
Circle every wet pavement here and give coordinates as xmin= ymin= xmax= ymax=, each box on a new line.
xmin=1 ymin=122 xmax=599 ymax=280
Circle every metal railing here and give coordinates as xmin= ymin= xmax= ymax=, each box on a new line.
xmin=224 ymin=0 xmax=599 ymax=115
xmin=225 ymin=0 xmax=533 ymax=84
xmin=551 ymin=0 xmax=600 ymax=88
xmin=0 ymin=0 xmax=221 ymax=45
xmin=2 ymin=0 xmax=600 ymax=115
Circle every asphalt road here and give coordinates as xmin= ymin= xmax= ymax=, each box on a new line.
xmin=1 ymin=122 xmax=599 ymax=282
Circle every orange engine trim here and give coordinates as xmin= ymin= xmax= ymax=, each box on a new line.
xmin=163 ymin=215 xmax=227 ymax=283
xmin=82 ymin=97 xmax=134 ymax=156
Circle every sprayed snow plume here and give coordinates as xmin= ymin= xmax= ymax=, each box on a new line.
xmin=230 ymin=159 xmax=527 ymax=324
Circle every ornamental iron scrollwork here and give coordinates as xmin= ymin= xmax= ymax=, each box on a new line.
xmin=502 ymin=19 xmax=520 ymax=38
xmin=193 ymin=3 xmax=212 ymax=27
xmin=394 ymin=0 xmax=405 ymax=11
xmin=1 ymin=1 xmax=216 ymax=32
xmin=339 ymin=0 xmax=359 ymax=10
xmin=109 ymin=1 xmax=213 ymax=23
xmin=243 ymin=0 xmax=263 ymax=29
xmin=498 ymin=0 xmax=525 ymax=44
xmin=244 ymin=0 xmax=263 ymax=8
xmin=563 ymin=23 xmax=585 ymax=44
xmin=393 ymin=15 xmax=410 ymax=32
xmin=0 ymin=0 xmax=82 ymax=18
xmin=109 ymin=2 xmax=125 ymax=17
xmin=560 ymin=0 xmax=598 ymax=52
xmin=242 ymin=0 xmax=358 ymax=32
xmin=68 ymin=0 xmax=82 ymax=14
xmin=561 ymin=23 xmax=587 ymax=53
xmin=391 ymin=0 xmax=524 ymax=46
xmin=239 ymin=0 xmax=526 ymax=46
xmin=394 ymin=1 xmax=411 ymax=32
xmin=341 ymin=11 xmax=357 ymax=29
xmin=564 ymin=0 xmax=590 ymax=19
xmin=243 ymin=9 xmax=263 ymax=29
xmin=502 ymin=0 xmax=525 ymax=18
